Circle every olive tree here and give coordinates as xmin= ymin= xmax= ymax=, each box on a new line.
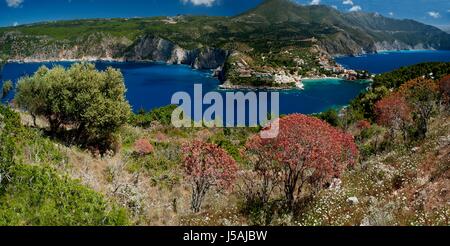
xmin=15 ymin=63 xmax=131 ymax=151
xmin=1 ymin=80 xmax=13 ymax=99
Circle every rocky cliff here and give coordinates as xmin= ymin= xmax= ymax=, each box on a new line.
xmin=124 ymin=35 xmax=229 ymax=69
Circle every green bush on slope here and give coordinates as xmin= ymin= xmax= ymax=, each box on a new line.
xmin=15 ymin=63 xmax=131 ymax=152
xmin=0 ymin=105 xmax=128 ymax=226
xmin=347 ymin=62 xmax=450 ymax=123
xmin=0 ymin=164 xmax=128 ymax=226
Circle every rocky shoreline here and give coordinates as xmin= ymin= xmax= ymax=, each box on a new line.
xmin=219 ymin=81 xmax=304 ymax=91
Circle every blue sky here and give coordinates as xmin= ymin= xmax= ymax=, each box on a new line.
xmin=1 ymin=0 xmax=449 ymax=28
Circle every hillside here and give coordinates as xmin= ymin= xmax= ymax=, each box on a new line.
xmin=1 ymin=0 xmax=449 ymax=87
xmin=1 ymin=62 xmax=449 ymax=226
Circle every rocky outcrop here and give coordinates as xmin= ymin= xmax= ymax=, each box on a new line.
xmin=374 ymin=40 xmax=431 ymax=52
xmin=125 ymin=35 xmax=183 ymax=63
xmin=192 ymin=48 xmax=229 ymax=70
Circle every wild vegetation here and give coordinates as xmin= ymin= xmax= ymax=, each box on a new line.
xmin=1 ymin=80 xmax=12 ymax=99
xmin=15 ymin=63 xmax=131 ymax=152
xmin=182 ymin=140 xmax=238 ymax=213
xmin=0 ymin=105 xmax=128 ymax=225
xmin=0 ymin=62 xmax=449 ymax=226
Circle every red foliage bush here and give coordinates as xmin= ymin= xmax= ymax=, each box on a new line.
xmin=356 ymin=120 xmax=371 ymax=130
xmin=375 ymin=92 xmax=412 ymax=138
xmin=245 ymin=114 xmax=358 ymax=208
xmin=134 ymin=138 xmax=154 ymax=156
xmin=182 ymin=140 xmax=238 ymax=212
xmin=243 ymin=135 xmax=281 ymax=205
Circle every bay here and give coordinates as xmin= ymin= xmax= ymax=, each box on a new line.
xmin=2 ymin=50 xmax=449 ymax=117
xmin=1 ymin=61 xmax=369 ymax=116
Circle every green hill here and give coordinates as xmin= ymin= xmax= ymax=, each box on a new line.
xmin=1 ymin=0 xmax=449 ymax=87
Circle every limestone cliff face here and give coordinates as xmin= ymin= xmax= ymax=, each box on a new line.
xmin=374 ymin=41 xmax=431 ymax=51
xmin=125 ymin=35 xmax=229 ymax=70
xmin=126 ymin=35 xmax=182 ymax=63
xmin=318 ymin=32 xmax=376 ymax=56
xmin=192 ymin=48 xmax=229 ymax=70
xmin=318 ymin=33 xmax=434 ymax=56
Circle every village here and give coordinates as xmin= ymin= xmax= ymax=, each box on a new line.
xmin=224 ymin=45 xmax=371 ymax=90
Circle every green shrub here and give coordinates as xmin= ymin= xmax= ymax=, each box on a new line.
xmin=0 ymin=105 xmax=129 ymax=226
xmin=346 ymin=62 xmax=450 ymax=125
xmin=0 ymin=164 xmax=128 ymax=226
xmin=0 ymin=54 xmax=7 ymax=73
xmin=1 ymin=80 xmax=12 ymax=98
xmin=209 ymin=132 xmax=243 ymax=163
xmin=315 ymin=108 xmax=341 ymax=127
xmin=15 ymin=63 xmax=131 ymax=151
xmin=129 ymin=105 xmax=178 ymax=127
xmin=0 ymin=105 xmax=21 ymax=187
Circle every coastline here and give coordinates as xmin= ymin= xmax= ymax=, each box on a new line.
xmin=5 ymin=58 xmax=373 ymax=91
xmin=332 ymin=48 xmax=439 ymax=58
xmin=218 ymin=82 xmax=304 ymax=91
xmin=6 ymin=58 xmax=309 ymax=90
xmin=302 ymin=76 xmax=344 ymax=80
xmin=8 ymin=57 xmax=133 ymax=63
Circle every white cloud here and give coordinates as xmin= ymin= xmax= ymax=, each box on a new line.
xmin=343 ymin=0 xmax=353 ymax=5
xmin=181 ymin=0 xmax=216 ymax=7
xmin=331 ymin=5 xmax=338 ymax=10
xmin=389 ymin=12 xmax=394 ymax=16
xmin=6 ymin=0 xmax=23 ymax=8
xmin=13 ymin=21 xmax=18 ymax=26
xmin=349 ymin=5 xmax=362 ymax=12
xmin=427 ymin=11 xmax=441 ymax=18
xmin=310 ymin=0 xmax=320 ymax=5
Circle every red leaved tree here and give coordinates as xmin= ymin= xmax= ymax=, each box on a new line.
xmin=134 ymin=138 xmax=154 ymax=156
xmin=356 ymin=120 xmax=371 ymax=130
xmin=182 ymin=140 xmax=238 ymax=213
xmin=246 ymin=114 xmax=358 ymax=209
xmin=243 ymin=135 xmax=281 ymax=206
xmin=375 ymin=92 xmax=412 ymax=141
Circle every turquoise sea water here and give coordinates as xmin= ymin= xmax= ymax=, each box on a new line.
xmin=1 ymin=50 xmax=449 ymax=117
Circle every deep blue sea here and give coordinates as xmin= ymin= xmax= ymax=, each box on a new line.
xmin=1 ymin=50 xmax=449 ymax=117
xmin=0 ymin=62 xmax=369 ymax=116
xmin=335 ymin=50 xmax=450 ymax=74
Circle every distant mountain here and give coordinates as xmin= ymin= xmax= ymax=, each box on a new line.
xmin=437 ymin=25 xmax=450 ymax=34
xmin=235 ymin=0 xmax=450 ymax=54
